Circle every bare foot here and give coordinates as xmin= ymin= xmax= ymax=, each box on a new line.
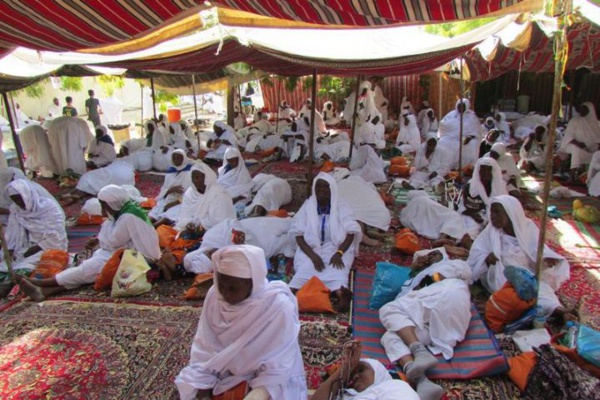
xmin=443 ymin=244 xmax=469 ymax=258
xmin=0 ymin=281 xmax=13 ymax=298
xmin=401 ymin=181 xmax=414 ymax=190
xmin=336 ymin=286 xmax=353 ymax=313
xmin=431 ymin=238 xmax=455 ymax=248
xmin=18 ymin=277 xmax=46 ymax=302
xmin=361 ymin=235 xmax=381 ymax=247
xmin=366 ymin=229 xmax=387 ymax=240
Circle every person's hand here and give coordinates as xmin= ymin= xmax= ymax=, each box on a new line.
xmin=85 ymin=237 xmax=99 ymax=250
xmin=166 ymin=186 xmax=184 ymax=196
xmin=543 ymin=258 xmax=559 ymax=268
xmin=471 ymin=212 xmax=484 ymax=224
xmin=23 ymin=245 xmax=41 ymax=258
xmin=311 ymin=254 xmax=326 ymax=272
xmin=8 ymin=249 xmax=15 ymax=261
xmin=343 ymin=340 xmax=362 ymax=375
xmin=463 ymin=136 xmax=474 ymax=145
xmin=428 ymin=172 xmax=438 ymax=180
xmin=161 ymin=146 xmax=169 ymax=154
xmin=329 ymin=252 xmax=345 ymax=269
xmin=485 ymin=252 xmax=498 ymax=266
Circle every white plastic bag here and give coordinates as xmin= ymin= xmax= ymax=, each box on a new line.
xmin=512 ymin=328 xmax=551 ymax=352
xmin=111 ymin=249 xmax=152 ymax=298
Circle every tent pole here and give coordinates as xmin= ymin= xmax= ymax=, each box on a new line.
xmin=150 ymin=78 xmax=157 ymax=120
xmin=275 ymin=78 xmax=281 ymax=134
xmin=348 ymin=75 xmax=361 ymax=161
xmin=191 ymin=74 xmax=201 ymax=155
xmin=568 ymin=71 xmax=575 ymax=120
xmin=535 ymin=0 xmax=569 ymax=289
xmin=2 ymin=92 xmax=25 ymax=172
xmin=227 ymin=78 xmax=235 ymax=127
xmin=457 ymin=59 xmax=464 ymax=180
xmin=307 ymin=69 xmax=318 ymax=196
xmin=438 ymin=72 xmax=443 ymax=120
xmin=140 ymin=84 xmax=144 ymax=134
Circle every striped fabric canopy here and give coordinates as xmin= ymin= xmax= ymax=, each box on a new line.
xmin=0 ymin=0 xmax=536 ymax=53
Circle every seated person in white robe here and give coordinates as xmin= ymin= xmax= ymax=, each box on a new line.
xmin=151 ymin=120 xmax=173 ymax=172
xmin=69 ymin=160 xmax=136 ymax=201
xmin=233 ymin=111 xmax=246 ymax=131
xmin=335 ymin=168 xmax=390 ymax=247
xmin=47 ymin=116 xmax=93 ymax=175
xmin=19 ymin=124 xmax=57 ymax=178
xmin=400 ymin=138 xmax=451 ymax=193
xmin=148 ymin=149 xmax=195 ymax=222
xmin=312 ymin=341 xmax=419 ymax=400
xmin=486 ymin=143 xmax=521 ymax=198
xmin=0 ymin=180 xmax=67 ymax=297
xmin=314 ymin=136 xmax=352 ymax=165
xmin=217 ymin=147 xmax=253 ymax=205
xmin=87 ymin=125 xmax=116 ymax=168
xmin=459 ymin=157 xmax=507 ymax=239
xmin=468 ymin=195 xmax=574 ymax=321
xmin=282 ymin=120 xmax=310 ymax=161
xmin=204 ymin=121 xmax=238 ymax=162
xmin=289 ymin=172 xmax=361 ymax=311
xmin=322 ymin=101 xmax=340 ymax=126
xmin=479 ymin=129 xmax=500 ymax=158
xmin=416 ymin=100 xmax=431 ymax=131
xmin=587 ymin=150 xmax=600 ymax=197
xmin=117 ymin=142 xmax=153 ymax=172
xmin=519 ymin=125 xmax=548 ymax=173
xmin=349 ymin=144 xmax=387 ymax=184
xmin=278 ymin=100 xmax=296 ymax=121
xmin=396 ymin=111 xmax=421 ymax=154
xmin=19 ymin=185 xmax=160 ymax=302
xmin=183 ymin=217 xmax=294 ymax=275
xmin=494 ymin=112 xmax=511 ymax=142
xmin=437 ymin=98 xmax=483 ymax=169
xmin=175 ymin=245 xmax=307 ymax=400
xmin=558 ymin=101 xmax=600 ymax=181
xmin=420 ymin=109 xmax=439 ymax=140
xmin=244 ymin=127 xmax=285 ymax=157
xmin=167 ymin=122 xmax=191 ymax=151
xmin=357 ymin=114 xmax=385 ymax=149
xmin=250 ymin=111 xmax=273 ymax=135
xmin=245 ymin=174 xmax=292 ymax=216
xmin=380 ymin=249 xmax=471 ymax=400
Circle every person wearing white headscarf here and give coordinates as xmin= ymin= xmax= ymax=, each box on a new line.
xmin=396 ymin=111 xmax=421 ymax=154
xmin=0 ymin=180 xmax=67 ymax=288
xmin=183 ymin=217 xmax=295 ymax=274
xmin=356 ymin=114 xmax=385 ymax=149
xmin=417 ymin=100 xmax=431 ymax=130
xmin=19 ymin=124 xmax=56 ymax=177
xmin=468 ymin=195 xmax=570 ymax=318
xmin=205 ymin=121 xmax=238 ymax=161
xmin=282 ymin=119 xmax=310 ymax=161
xmin=244 ymin=127 xmax=285 ymax=155
xmin=244 ymin=174 xmax=292 ymax=216
xmin=18 ymin=185 xmax=160 ymax=301
xmin=312 ymin=342 xmax=419 ymax=400
xmin=148 ymin=149 xmax=195 ymax=221
xmin=298 ymin=98 xmax=312 ymax=120
xmin=166 ymin=121 xmax=189 ymax=150
xmin=494 ymin=112 xmax=511 ymax=142
xmin=400 ymin=96 xmax=415 ymax=116
xmin=278 ymin=100 xmax=296 ymax=121
xmin=217 ymin=147 xmax=253 ymax=205
xmin=74 ymin=159 xmax=136 ymax=197
xmin=559 ymin=101 xmax=600 ymax=179
xmin=87 ymin=125 xmax=116 ymax=168
xmin=379 ymin=248 xmax=470 ymax=400
xmin=175 ymin=162 xmax=235 ymax=232
xmin=343 ymin=82 xmax=377 ymax=127
xmin=151 ymin=121 xmax=178 ymax=172
xmin=402 ymin=138 xmax=452 ymax=191
xmin=437 ymin=99 xmax=484 ymax=169
xmin=289 ymin=173 xmax=361 ymax=310
xmin=322 ymin=101 xmax=341 ymax=125
xmin=486 ymin=142 xmax=522 ymax=196
xmin=47 ymin=116 xmax=93 ymax=175
xmin=349 ymin=144 xmax=387 ymax=184
xmin=519 ymin=125 xmax=548 ymax=172
xmin=420 ymin=108 xmax=439 ymax=140
xmin=176 ymin=245 xmax=307 ymax=400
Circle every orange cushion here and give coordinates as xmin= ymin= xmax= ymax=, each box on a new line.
xmin=94 ymin=249 xmax=125 ymax=291
xmin=156 ymin=225 xmax=178 ymax=249
xmin=139 ymin=198 xmax=157 ymax=209
xmin=211 ymin=381 xmax=249 ymax=400
xmin=267 ymin=209 xmax=289 ymax=218
xmin=389 ymin=165 xmax=410 ymax=177
xmin=394 ymin=228 xmax=421 ymax=255
xmin=296 ymin=276 xmax=335 ymax=313
xmin=507 ymin=352 xmax=537 ymax=391
xmin=257 ymin=147 xmax=277 ymax=158
xmin=76 ymin=213 xmax=104 ymax=226
xmin=551 ymin=333 xmax=600 ymax=378
xmin=30 ymin=250 xmax=70 ymax=279
xmin=390 ymin=156 xmax=407 ymax=166
xmin=485 ymin=282 xmax=535 ymax=333
xmin=183 ymin=272 xmax=214 ymax=300
xmin=320 ymin=160 xmax=335 ymax=172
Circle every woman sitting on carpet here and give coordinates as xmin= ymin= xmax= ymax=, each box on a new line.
xmin=288 ymin=172 xmax=361 ymax=312
xmin=312 ymin=341 xmax=419 ymax=400
xmin=379 ymin=248 xmax=472 ymax=400
xmin=217 ymin=147 xmax=253 ymax=206
xmin=18 ymin=185 xmax=160 ymax=302
xmin=175 ymin=245 xmax=307 ymax=400
xmin=86 ymin=125 xmax=116 ymax=169
xmin=0 ymin=180 xmax=67 ymax=297
xmin=467 ymin=195 xmax=575 ymax=321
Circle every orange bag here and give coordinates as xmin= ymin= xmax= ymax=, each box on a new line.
xmin=169 ymin=237 xmax=202 ymax=265
xmin=394 ymin=228 xmax=421 ymax=255
xmin=389 ymin=165 xmax=410 ymax=177
xmin=156 ymin=225 xmax=178 ymax=249
xmin=257 ymin=147 xmax=276 ymax=158
xmin=390 ymin=156 xmax=407 ymax=166
xmin=551 ymin=333 xmax=600 ymax=378
xmin=267 ymin=209 xmax=289 ymax=218
xmin=445 ymin=171 xmax=459 ymax=181
xmin=183 ymin=273 xmax=215 ymax=300
xmin=296 ymin=276 xmax=335 ymax=313
xmin=139 ymin=198 xmax=157 ymax=209
xmin=380 ymin=191 xmax=394 ymax=206
xmin=211 ymin=381 xmax=249 ymax=400
xmin=76 ymin=213 xmax=104 ymax=226
xmin=94 ymin=249 xmax=125 ymax=291
xmin=507 ymin=352 xmax=537 ymax=391
xmin=485 ymin=282 xmax=535 ymax=333
xmin=320 ymin=160 xmax=335 ymax=172
xmin=30 ymin=250 xmax=70 ymax=279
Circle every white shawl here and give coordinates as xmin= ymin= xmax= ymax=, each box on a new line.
xmin=343 ymin=359 xmax=418 ymax=400
xmin=413 ymin=140 xmax=452 ymax=177
xmin=217 ymin=147 xmax=253 ymax=199
xmin=560 ymin=101 xmax=600 ymax=152
xmin=156 ymin=149 xmax=194 ymax=200
xmin=468 ymin=157 xmax=507 ymax=204
xmin=396 ymin=114 xmax=421 ymax=150
xmin=438 ymin=98 xmax=482 ymax=141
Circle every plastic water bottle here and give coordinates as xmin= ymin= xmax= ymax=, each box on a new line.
xmin=563 ymin=321 xmax=579 ymax=349
xmin=277 ymin=256 xmax=287 ymax=274
xmin=533 ymin=305 xmax=547 ymax=329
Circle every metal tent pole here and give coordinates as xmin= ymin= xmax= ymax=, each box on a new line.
xmin=348 ymin=75 xmax=361 ymax=161
xmin=307 ymin=69 xmax=318 ymax=196
xmin=150 ymin=78 xmax=157 ymax=119
xmin=457 ymin=59 xmax=465 ymax=180
xmin=2 ymin=92 xmax=25 ymax=172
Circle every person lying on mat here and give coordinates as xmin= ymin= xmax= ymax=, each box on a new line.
xmin=0 ymin=180 xmax=67 ymax=298
xmin=379 ymin=248 xmax=472 ymax=400
xmin=18 ymin=185 xmax=160 ymax=302
xmin=467 ymin=195 xmax=577 ymax=323
xmin=175 ymin=245 xmax=307 ymax=400
xmin=288 ymin=172 xmax=361 ymax=312
xmin=312 ymin=341 xmax=419 ymax=400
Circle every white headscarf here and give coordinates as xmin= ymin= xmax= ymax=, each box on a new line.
xmin=217 ymin=147 xmax=252 ymax=198
xmin=0 ymin=167 xmax=26 ymax=208
xmin=396 ymin=113 xmax=421 ymax=150
xmin=438 ymin=98 xmax=481 ymax=140
xmin=468 ymin=157 xmax=507 ymax=203
xmin=343 ymin=358 xmax=418 ymax=399
xmin=561 ymin=101 xmax=600 ymax=151
xmin=97 ymin=184 xmax=130 ymax=211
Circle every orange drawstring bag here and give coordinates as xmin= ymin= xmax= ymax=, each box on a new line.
xmin=94 ymin=249 xmax=125 ymax=291
xmin=389 ymin=165 xmax=410 ymax=177
xmin=156 ymin=225 xmax=178 ymax=249
xmin=183 ymin=273 xmax=215 ymax=300
xmin=394 ymin=228 xmax=421 ymax=255
xmin=139 ymin=198 xmax=157 ymax=209
xmin=30 ymin=250 xmax=70 ymax=279
xmin=296 ymin=276 xmax=335 ymax=313
xmin=390 ymin=156 xmax=407 ymax=166
xmin=76 ymin=213 xmax=104 ymax=226
xmin=485 ymin=282 xmax=535 ymax=333
xmin=320 ymin=160 xmax=335 ymax=173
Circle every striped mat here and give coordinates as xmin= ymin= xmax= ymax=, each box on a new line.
xmin=390 ymin=187 xmax=441 ymax=205
xmin=352 ymin=270 xmax=508 ymax=379
xmin=67 ymin=225 xmax=101 ymax=254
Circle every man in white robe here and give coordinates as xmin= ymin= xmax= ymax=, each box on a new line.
xmin=587 ymin=150 xmax=600 ymax=196
xmin=416 ymin=100 xmax=431 ymax=131
xmin=19 ymin=124 xmax=57 ymax=178
xmin=380 ymin=248 xmax=471 ymax=400
xmin=437 ymin=99 xmax=483 ymax=169
xmin=357 ymin=114 xmax=385 ymax=149
xmin=176 ymin=245 xmax=307 ymax=400
xmin=349 ymin=144 xmax=387 ymax=184
xmin=87 ymin=125 xmax=117 ymax=168
xmin=401 ymin=138 xmax=451 ymax=192
xmin=322 ymin=101 xmax=340 ymax=126
xmin=519 ymin=125 xmax=548 ymax=172
xmin=278 ymin=100 xmax=296 ymax=121
xmin=244 ymin=174 xmax=292 ymax=216
xmin=396 ymin=111 xmax=421 ymax=154
xmin=494 ymin=112 xmax=511 ymax=142
xmin=47 ymin=97 xmax=62 ymax=119
xmin=559 ymin=101 xmax=600 ymax=181
xmin=421 ymin=109 xmax=439 ymax=140
xmin=18 ymin=185 xmax=160 ymax=301
xmin=205 ymin=121 xmax=238 ymax=162
xmin=486 ymin=143 xmax=521 ymax=197
xmin=47 ymin=116 xmax=93 ymax=175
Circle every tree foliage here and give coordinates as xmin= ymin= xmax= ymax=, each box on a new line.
xmin=98 ymin=75 xmax=125 ymax=97
xmin=156 ymin=90 xmax=179 ymax=113
xmin=424 ymin=18 xmax=496 ymax=38
xmin=16 ymin=80 xmax=46 ymax=99
xmin=60 ymin=77 xmax=83 ymax=92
